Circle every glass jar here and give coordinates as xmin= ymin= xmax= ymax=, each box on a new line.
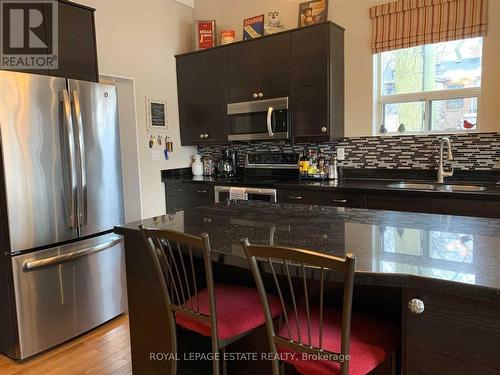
xmin=203 ymin=157 xmax=215 ymax=176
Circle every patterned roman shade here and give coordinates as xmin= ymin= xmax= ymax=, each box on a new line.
xmin=370 ymin=0 xmax=488 ymax=53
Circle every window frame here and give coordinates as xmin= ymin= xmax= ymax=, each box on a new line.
xmin=374 ymin=51 xmax=482 ymax=136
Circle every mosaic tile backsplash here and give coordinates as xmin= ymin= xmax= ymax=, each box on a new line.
xmin=198 ymin=132 xmax=500 ymax=170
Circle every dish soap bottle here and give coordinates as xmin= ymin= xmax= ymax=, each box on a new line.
xmin=191 ymin=154 xmax=204 ymax=176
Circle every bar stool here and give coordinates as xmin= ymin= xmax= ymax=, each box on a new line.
xmin=139 ymin=226 xmax=282 ymax=375
xmin=242 ymin=239 xmax=400 ymax=375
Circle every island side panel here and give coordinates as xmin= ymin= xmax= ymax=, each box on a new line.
xmin=122 ymin=231 xmax=173 ymax=375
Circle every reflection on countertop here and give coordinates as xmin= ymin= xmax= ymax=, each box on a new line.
xmin=116 ymin=201 xmax=500 ymax=294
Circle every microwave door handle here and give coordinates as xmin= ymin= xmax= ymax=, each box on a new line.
xmin=72 ymin=90 xmax=87 ymax=226
xmin=60 ymin=90 xmax=77 ymax=228
xmin=267 ymin=106 xmax=274 ymax=137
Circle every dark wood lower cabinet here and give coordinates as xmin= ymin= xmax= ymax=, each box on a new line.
xmin=164 ymin=180 xmax=214 ymax=212
xmin=277 ymin=187 xmax=500 ymax=218
xmin=403 ymin=289 xmax=500 ymax=375
xmin=366 ymin=192 xmax=500 ymax=218
xmin=278 ymin=188 xmax=366 ymax=208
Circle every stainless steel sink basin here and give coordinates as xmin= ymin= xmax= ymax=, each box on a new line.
xmin=442 ymin=184 xmax=487 ymax=192
xmin=388 ymin=182 xmax=487 ymax=192
xmin=387 ymin=182 xmax=438 ymax=190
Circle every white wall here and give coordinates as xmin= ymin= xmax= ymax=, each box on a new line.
xmin=194 ymin=0 xmax=500 ymax=136
xmin=80 ymin=0 xmax=196 ymax=218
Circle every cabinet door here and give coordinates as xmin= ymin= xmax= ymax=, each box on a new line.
xmin=177 ymin=48 xmax=230 ymax=145
xmin=49 ymin=2 xmax=98 ymax=82
xmin=291 ymin=24 xmax=329 ymax=141
xmin=404 ymin=289 xmax=500 ymax=374
xmin=259 ymin=33 xmax=291 ymax=100
xmin=278 ymin=188 xmax=366 ymax=208
xmin=228 ymin=40 xmax=262 ymax=102
xmin=228 ymin=34 xmax=291 ymax=102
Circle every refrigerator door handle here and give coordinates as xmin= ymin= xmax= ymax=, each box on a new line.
xmin=60 ymin=90 xmax=78 ymax=228
xmin=72 ymin=90 xmax=88 ymax=226
xmin=22 ymin=237 xmax=123 ymax=271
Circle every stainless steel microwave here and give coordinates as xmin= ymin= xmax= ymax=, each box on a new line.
xmin=227 ymin=97 xmax=289 ymax=141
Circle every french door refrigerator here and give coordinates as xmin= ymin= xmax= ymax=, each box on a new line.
xmin=0 ymin=70 xmax=126 ymax=359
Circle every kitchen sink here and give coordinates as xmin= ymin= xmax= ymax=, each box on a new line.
xmin=442 ymin=184 xmax=487 ymax=192
xmin=387 ymin=182 xmax=487 ymax=192
xmin=387 ymin=182 xmax=438 ymax=190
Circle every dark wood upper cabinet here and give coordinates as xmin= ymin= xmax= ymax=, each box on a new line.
xmin=291 ymin=23 xmax=344 ymax=142
xmin=176 ymin=48 xmax=230 ymax=146
xmin=175 ymin=22 xmax=344 ymax=145
xmin=49 ymin=1 xmax=99 ymax=82
xmin=228 ymin=33 xmax=290 ymax=102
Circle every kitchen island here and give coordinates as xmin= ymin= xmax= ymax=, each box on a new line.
xmin=115 ymin=201 xmax=500 ymax=375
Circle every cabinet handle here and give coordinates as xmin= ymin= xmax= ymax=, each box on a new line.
xmin=253 ymin=93 xmax=258 ymax=99
xmin=197 ymin=190 xmax=207 ymax=193
xmin=321 ymin=127 xmax=327 ymax=133
xmin=173 ymin=188 xmax=182 ymax=192
xmin=200 ymin=134 xmax=204 ymax=139
xmin=258 ymin=92 xmax=264 ymax=98
xmin=204 ymin=134 xmax=209 ymax=139
xmin=408 ymin=298 xmax=425 ymax=314
xmin=333 ymin=199 xmax=347 ymax=204
xmin=288 ymin=196 xmax=302 ymax=200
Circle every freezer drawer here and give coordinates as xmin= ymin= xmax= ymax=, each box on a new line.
xmin=11 ymin=233 xmax=127 ymax=359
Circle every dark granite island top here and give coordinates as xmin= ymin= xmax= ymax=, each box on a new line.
xmin=116 ymin=201 xmax=500 ymax=302
xmin=116 ymin=201 xmax=500 ymax=375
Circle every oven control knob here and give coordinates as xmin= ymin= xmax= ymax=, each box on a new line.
xmin=258 ymin=92 xmax=264 ymax=98
xmin=253 ymin=93 xmax=258 ymax=98
xmin=321 ymin=127 xmax=327 ymax=133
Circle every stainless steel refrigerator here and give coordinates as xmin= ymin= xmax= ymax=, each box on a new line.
xmin=0 ymin=70 xmax=126 ymax=359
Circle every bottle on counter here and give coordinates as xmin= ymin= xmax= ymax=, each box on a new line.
xmin=318 ymin=152 xmax=325 ymax=172
xmin=328 ymin=155 xmax=339 ymax=180
xmin=299 ymin=148 xmax=310 ymax=177
xmin=309 ymin=149 xmax=318 ymax=175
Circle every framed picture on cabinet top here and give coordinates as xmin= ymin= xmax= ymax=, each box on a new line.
xmin=243 ymin=14 xmax=264 ymax=40
xmin=298 ymin=0 xmax=328 ymax=27
xmin=195 ymin=20 xmax=216 ymax=50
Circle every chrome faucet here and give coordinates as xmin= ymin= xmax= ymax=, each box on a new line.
xmin=437 ymin=137 xmax=454 ymax=183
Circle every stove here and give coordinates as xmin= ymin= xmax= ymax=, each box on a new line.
xmin=214 ymin=153 xmax=299 ymax=202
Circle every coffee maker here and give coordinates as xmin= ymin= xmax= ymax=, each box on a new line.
xmin=217 ymin=148 xmax=238 ymax=178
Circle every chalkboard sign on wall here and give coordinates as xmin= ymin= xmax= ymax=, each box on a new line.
xmin=147 ymin=98 xmax=168 ymax=131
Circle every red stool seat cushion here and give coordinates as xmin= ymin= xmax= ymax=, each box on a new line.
xmin=277 ymin=306 xmax=400 ymax=375
xmin=175 ymin=284 xmax=282 ymax=341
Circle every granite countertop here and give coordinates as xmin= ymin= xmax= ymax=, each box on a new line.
xmin=161 ymin=169 xmax=500 ymax=198
xmin=276 ymin=178 xmax=500 ymax=198
xmin=116 ymin=201 xmax=500 ymax=301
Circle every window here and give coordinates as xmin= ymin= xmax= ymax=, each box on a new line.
xmin=375 ymin=37 xmax=482 ymax=135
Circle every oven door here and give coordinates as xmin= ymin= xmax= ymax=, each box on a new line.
xmin=214 ymin=186 xmax=277 ymax=203
xmin=227 ymin=97 xmax=288 ymax=141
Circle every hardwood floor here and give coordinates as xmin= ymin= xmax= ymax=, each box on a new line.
xmin=0 ymin=315 xmax=132 ymax=375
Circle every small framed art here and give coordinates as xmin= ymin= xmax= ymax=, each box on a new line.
xmin=146 ymin=98 xmax=168 ymax=132
xmin=243 ymin=14 xmax=264 ymax=40
xmin=195 ymin=20 xmax=216 ymax=50
xmin=298 ymin=0 xmax=328 ymax=28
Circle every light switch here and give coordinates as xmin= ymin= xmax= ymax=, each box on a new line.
xmin=152 ymin=150 xmax=162 ymax=161
xmin=337 ymin=147 xmax=345 ymax=161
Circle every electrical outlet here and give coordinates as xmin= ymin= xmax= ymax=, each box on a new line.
xmin=337 ymin=147 xmax=345 ymax=161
